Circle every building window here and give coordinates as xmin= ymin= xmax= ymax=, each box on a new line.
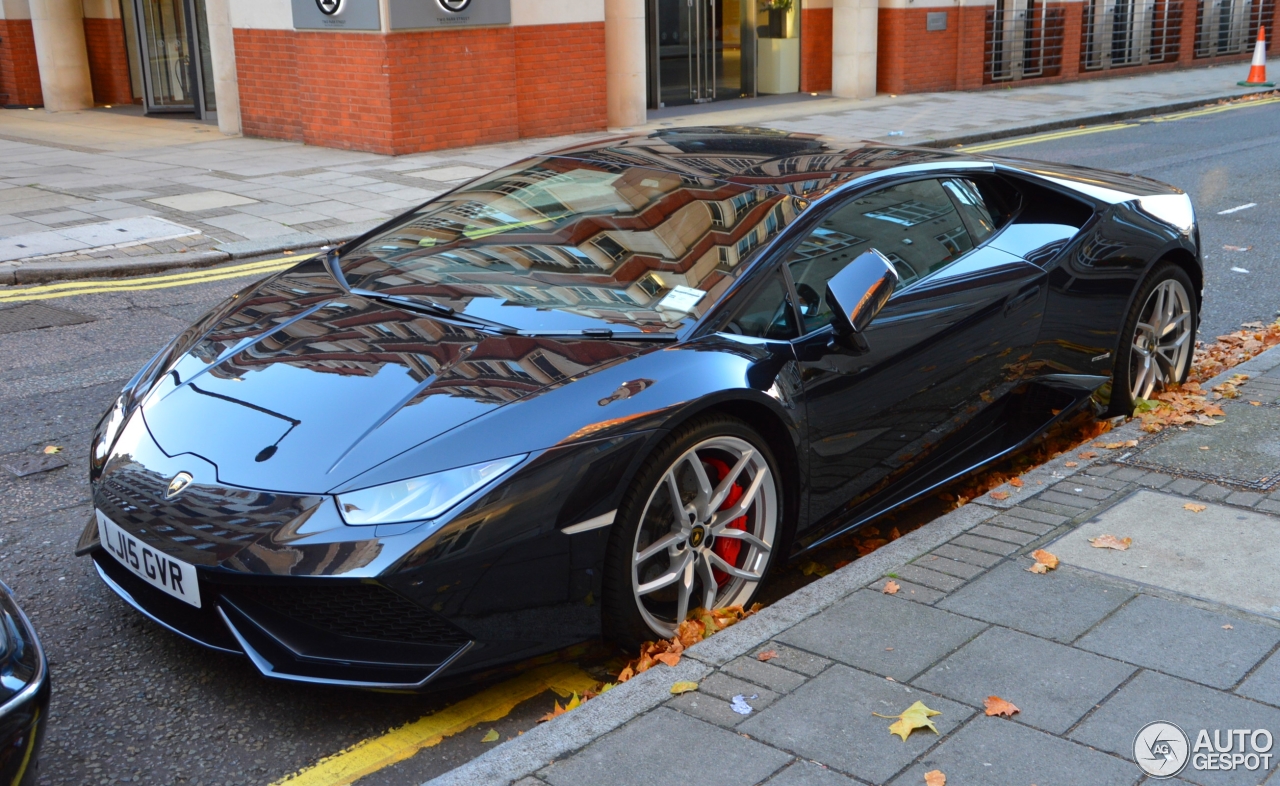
xmin=865 ymin=199 xmax=952 ymax=227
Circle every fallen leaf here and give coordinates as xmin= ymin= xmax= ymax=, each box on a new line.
xmin=984 ymin=696 xmax=1020 ymax=717
xmin=989 ymin=490 xmax=1010 ymax=500
xmin=873 ymin=700 xmax=942 ymax=741
xmin=43 ymin=446 xmax=62 ymax=454
xmin=801 ymin=561 xmax=830 ymax=577
xmin=883 ymin=580 xmax=901 ymax=595
xmin=1223 ymin=624 xmax=1234 ymax=630
xmin=1009 ymin=477 xmax=1024 ymax=488
xmin=654 ymin=651 xmax=681 ymax=668
xmin=1064 ymin=461 xmax=1079 ymax=467
xmin=756 ymin=650 xmax=778 ymax=662
xmin=1184 ymin=503 xmax=1207 ymax=513
xmin=481 ymin=729 xmax=500 ymax=743
xmin=1089 ymin=534 xmax=1132 ymax=551
xmin=670 ymin=681 xmax=698 ymax=695
xmin=1250 ymin=401 xmax=1262 ymax=406
xmin=1103 ymin=442 xmax=1125 ymax=450
xmin=924 ymin=771 xmax=946 ymax=786
xmin=1199 ymin=446 xmax=1210 ymax=451
xmin=1029 ymin=550 xmax=1059 ymax=570
xmin=1078 ymin=451 xmax=1098 ymax=459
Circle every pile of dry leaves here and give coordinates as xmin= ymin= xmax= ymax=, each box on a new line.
xmin=617 ymin=604 xmax=760 ymax=682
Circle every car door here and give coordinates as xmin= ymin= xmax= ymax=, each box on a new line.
xmin=786 ymin=176 xmax=1047 ymax=538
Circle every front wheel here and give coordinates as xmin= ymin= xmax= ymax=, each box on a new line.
xmin=1110 ymin=263 xmax=1198 ymax=415
xmin=602 ymin=415 xmax=782 ymax=646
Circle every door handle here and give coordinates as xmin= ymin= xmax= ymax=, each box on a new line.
xmin=1004 ymin=285 xmax=1041 ymax=316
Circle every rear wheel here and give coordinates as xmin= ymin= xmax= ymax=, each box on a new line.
xmin=602 ymin=415 xmax=782 ymax=646
xmin=1110 ymin=263 xmax=1197 ymax=415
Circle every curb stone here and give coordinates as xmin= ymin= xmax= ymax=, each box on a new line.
xmin=911 ymin=87 xmax=1278 ymax=149
xmin=0 ymin=227 xmax=373 ymax=286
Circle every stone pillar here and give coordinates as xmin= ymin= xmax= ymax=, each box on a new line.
xmin=28 ymin=0 xmax=94 ymax=110
xmin=205 ymin=0 xmax=241 ymax=134
xmin=832 ymin=0 xmax=878 ymax=98
xmin=605 ymin=0 xmax=646 ymax=128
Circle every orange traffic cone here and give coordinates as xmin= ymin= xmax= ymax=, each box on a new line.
xmin=1238 ymin=26 xmax=1275 ymax=87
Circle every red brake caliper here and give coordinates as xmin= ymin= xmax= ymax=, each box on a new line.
xmin=703 ymin=457 xmax=747 ymax=586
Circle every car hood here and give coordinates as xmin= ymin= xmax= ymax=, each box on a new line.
xmin=138 ymin=262 xmax=649 ymax=493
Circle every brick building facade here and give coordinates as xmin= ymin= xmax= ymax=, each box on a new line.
xmin=0 ymin=0 xmax=1274 ymax=155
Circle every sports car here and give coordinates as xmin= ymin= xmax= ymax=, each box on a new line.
xmin=1 ymin=581 xmax=49 ymax=786
xmin=78 ymin=128 xmax=1201 ymax=689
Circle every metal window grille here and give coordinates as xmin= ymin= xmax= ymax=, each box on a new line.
xmin=985 ymin=0 xmax=1067 ymax=82
xmin=1194 ymin=0 xmax=1274 ymax=57
xmin=1081 ymin=0 xmax=1182 ymax=70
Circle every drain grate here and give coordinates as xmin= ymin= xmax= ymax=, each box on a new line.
xmin=0 ymin=303 xmax=96 ymax=334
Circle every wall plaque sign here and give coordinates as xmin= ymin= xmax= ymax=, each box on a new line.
xmin=292 ymin=0 xmax=381 ymax=30
xmin=388 ymin=0 xmax=511 ymax=30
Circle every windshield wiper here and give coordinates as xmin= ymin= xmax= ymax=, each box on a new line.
xmin=523 ymin=328 xmax=679 ymax=342
xmin=350 ymin=288 xmax=519 ymax=335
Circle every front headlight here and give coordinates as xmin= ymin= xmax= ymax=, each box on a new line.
xmin=336 ymin=455 xmax=527 ymax=526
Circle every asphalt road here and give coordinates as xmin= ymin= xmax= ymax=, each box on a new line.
xmin=2 ymin=96 xmax=1278 ymax=786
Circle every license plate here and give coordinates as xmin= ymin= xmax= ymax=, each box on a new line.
xmin=97 ymin=510 xmax=201 ymax=608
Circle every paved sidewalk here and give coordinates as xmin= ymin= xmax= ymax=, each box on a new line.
xmin=0 ymin=61 xmax=1274 ymax=284
xmin=433 ymin=345 xmax=1280 ymax=786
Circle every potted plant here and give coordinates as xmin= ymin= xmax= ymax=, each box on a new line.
xmin=761 ymin=0 xmax=792 ymax=37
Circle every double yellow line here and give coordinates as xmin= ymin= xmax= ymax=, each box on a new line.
xmin=961 ymin=93 xmax=1280 ymax=153
xmin=0 ymin=253 xmax=313 ymax=303
xmin=271 ymin=663 xmax=599 ymax=786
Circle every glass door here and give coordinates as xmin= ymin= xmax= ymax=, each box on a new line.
xmin=649 ymin=0 xmax=754 ymax=108
xmin=133 ymin=0 xmax=216 ymax=117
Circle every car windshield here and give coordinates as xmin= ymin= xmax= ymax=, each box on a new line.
xmin=337 ymin=156 xmax=806 ymax=334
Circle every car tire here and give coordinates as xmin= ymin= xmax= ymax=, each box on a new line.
xmin=601 ymin=414 xmax=784 ymax=647
xmin=1108 ymin=262 xmax=1198 ymax=416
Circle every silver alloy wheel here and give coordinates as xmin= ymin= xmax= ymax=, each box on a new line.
xmin=630 ymin=435 xmax=777 ymax=638
xmin=1129 ymin=278 xmax=1194 ymax=401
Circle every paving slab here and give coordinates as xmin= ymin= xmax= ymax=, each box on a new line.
xmin=778 ymin=590 xmax=987 ymax=681
xmin=1236 ymin=648 xmax=1280 ymax=708
xmin=1051 ymin=490 xmax=1280 ymax=620
xmin=763 ymin=760 xmax=861 ymax=786
xmin=539 ymin=708 xmax=791 ymax=786
xmin=889 ymin=716 xmax=1140 ymax=786
xmin=1071 ymin=670 xmax=1280 ymax=786
xmin=738 ymin=664 xmax=973 ymax=784
xmin=146 ymin=190 xmax=259 ymax=211
xmin=937 ymin=560 xmax=1134 ymax=643
xmin=915 ymin=626 xmax=1136 ymax=734
xmin=1076 ymin=595 xmax=1280 ymax=689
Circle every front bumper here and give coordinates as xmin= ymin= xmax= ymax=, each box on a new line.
xmin=89 ymin=549 xmax=473 ymax=690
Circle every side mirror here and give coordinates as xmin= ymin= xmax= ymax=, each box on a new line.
xmin=824 ymin=249 xmax=899 ymax=345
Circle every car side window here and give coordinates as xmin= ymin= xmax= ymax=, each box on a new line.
xmin=717 ymin=271 xmax=799 ymax=340
xmin=786 ymin=179 xmax=975 ymax=333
